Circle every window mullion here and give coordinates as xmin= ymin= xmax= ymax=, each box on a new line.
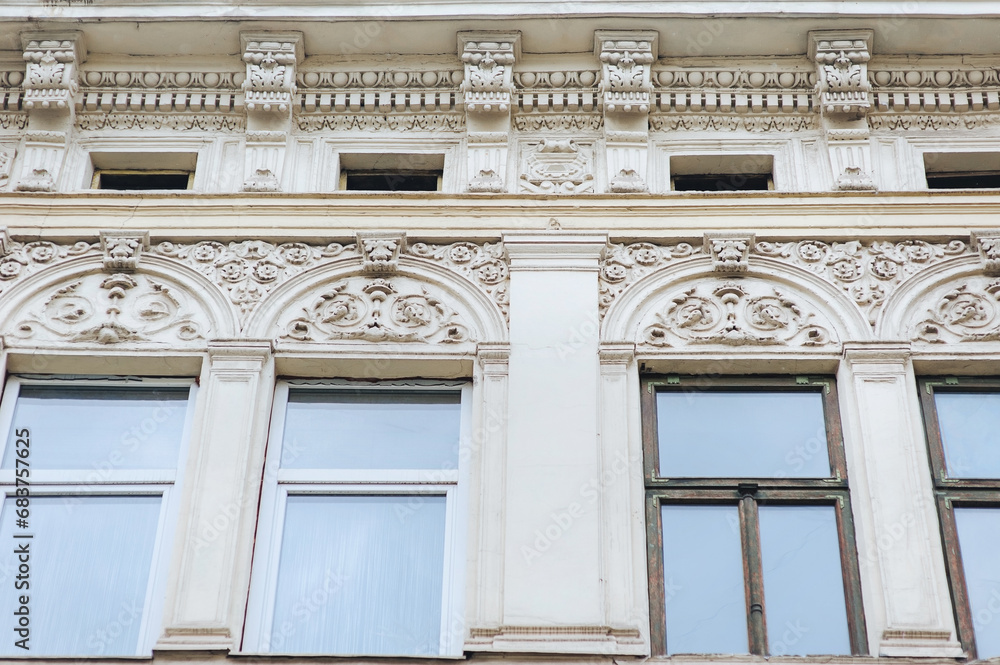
xmin=740 ymin=493 xmax=768 ymax=655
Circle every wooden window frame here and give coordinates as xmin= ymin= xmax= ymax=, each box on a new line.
xmin=918 ymin=376 xmax=1000 ymax=660
xmin=642 ymin=374 xmax=867 ymax=657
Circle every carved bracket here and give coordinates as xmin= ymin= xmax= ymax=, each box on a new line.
xmin=358 ymin=232 xmax=406 ymax=274
xmin=595 ymin=31 xmax=656 ymax=115
xmin=100 ymin=230 xmax=150 ymax=273
xmin=21 ymin=32 xmax=85 ymax=113
xmin=241 ymin=32 xmax=302 ymax=117
xmin=705 ymin=233 xmax=755 ymax=273
xmin=810 ymin=30 xmax=873 ymax=118
xmin=459 ymin=33 xmax=519 ymax=115
xmin=971 ymin=229 xmax=1000 ymax=275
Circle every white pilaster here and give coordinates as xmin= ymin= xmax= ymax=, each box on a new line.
xmin=157 ymin=339 xmax=275 ymax=652
xmin=838 ymin=343 xmax=964 ymax=657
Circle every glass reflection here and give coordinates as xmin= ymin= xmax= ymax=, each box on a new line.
xmin=657 ymin=390 xmax=831 ymax=478
xmin=934 ymin=392 xmax=1000 ymax=478
xmin=661 ymin=504 xmax=748 ymax=654
xmin=954 ymin=507 xmax=1000 ymax=659
xmin=758 ymin=505 xmax=851 ymax=656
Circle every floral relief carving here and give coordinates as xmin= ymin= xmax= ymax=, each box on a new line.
xmin=12 ymin=273 xmax=205 ymax=346
xmin=599 ymin=241 xmax=702 ymax=319
xmin=811 ymin=32 xmax=872 ymax=117
xmin=407 ymin=241 xmax=509 ymax=320
xmin=597 ymin=33 xmax=656 ymax=114
xmin=151 ymin=239 xmax=353 ymax=324
xmin=460 ymin=34 xmax=518 ymax=114
xmin=282 ymin=277 xmax=472 ymax=344
xmin=641 ymin=280 xmax=834 ymax=347
xmin=22 ymin=35 xmax=82 ymax=111
xmin=913 ymin=279 xmax=1000 ymax=344
xmin=754 ymin=238 xmax=969 ymax=325
xmin=242 ymin=36 xmax=300 ymax=115
xmin=0 ymin=239 xmax=99 ymax=293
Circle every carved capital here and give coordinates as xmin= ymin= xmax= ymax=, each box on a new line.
xmin=358 ymin=232 xmax=406 ymax=274
xmin=459 ymin=32 xmax=520 ymax=114
xmin=21 ymin=31 xmax=85 ymax=113
xmin=477 ymin=342 xmax=511 ymax=368
xmin=241 ymin=32 xmax=302 ymax=116
xmin=100 ymin=230 xmax=150 ymax=273
xmin=971 ymin=229 xmax=1000 ymax=275
xmin=595 ymin=31 xmax=657 ymax=115
xmin=705 ymin=232 xmax=755 ymax=273
xmin=599 ymin=342 xmax=636 ymax=365
xmin=809 ymin=30 xmax=873 ymax=118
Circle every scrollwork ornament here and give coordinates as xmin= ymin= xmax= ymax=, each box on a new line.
xmin=407 ymin=241 xmax=509 ymax=320
xmin=914 ymin=280 xmax=1000 ymax=344
xmin=598 ymin=241 xmax=701 ymax=319
xmin=283 ymin=278 xmax=471 ymax=344
xmin=640 ymin=280 xmax=835 ymax=348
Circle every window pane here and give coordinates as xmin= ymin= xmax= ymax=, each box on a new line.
xmin=758 ymin=505 xmax=851 ymax=655
xmin=661 ymin=504 xmax=748 ymax=654
xmin=270 ymin=495 xmax=447 ymax=655
xmin=0 ymin=495 xmax=161 ymax=656
xmin=2 ymin=386 xmax=188 ymax=470
xmin=282 ymin=390 xmax=461 ymax=469
xmin=933 ymin=392 xmax=1000 ymax=478
xmin=657 ymin=391 xmax=831 ymax=478
xmin=954 ymin=507 xmax=1000 ymax=659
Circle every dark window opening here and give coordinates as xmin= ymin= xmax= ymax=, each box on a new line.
xmin=94 ymin=171 xmax=192 ymax=191
xmin=926 ymin=171 xmax=1000 ymax=190
xmin=343 ymin=171 xmax=442 ymax=192
xmin=672 ymin=173 xmax=772 ymax=192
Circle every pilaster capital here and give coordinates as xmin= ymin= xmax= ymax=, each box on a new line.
xmin=503 ymin=232 xmax=608 ymax=272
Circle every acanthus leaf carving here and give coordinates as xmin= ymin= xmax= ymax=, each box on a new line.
xmin=705 ymin=233 xmax=754 ymax=273
xmin=810 ymin=31 xmax=873 ymax=118
xmin=460 ymin=33 xmax=519 ymax=115
xmin=0 ymin=237 xmax=100 ymax=293
xmin=22 ymin=33 xmax=83 ymax=112
xmin=13 ymin=273 xmax=206 ymax=346
xmin=971 ymin=230 xmax=1000 ymax=275
xmin=282 ymin=277 xmax=472 ymax=344
xmin=241 ymin=33 xmax=301 ymax=116
xmin=100 ymin=230 xmax=149 ymax=273
xmin=913 ymin=279 xmax=1000 ymax=344
xmin=358 ymin=232 xmax=405 ymax=274
xmin=599 ymin=241 xmax=702 ymax=319
xmin=596 ymin=32 xmax=656 ymax=115
xmin=641 ymin=280 xmax=835 ymax=348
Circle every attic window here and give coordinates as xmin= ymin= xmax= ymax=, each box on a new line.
xmin=339 ymin=153 xmax=444 ymax=192
xmin=89 ymin=152 xmax=197 ymax=191
xmin=670 ymin=154 xmax=774 ymax=192
xmin=94 ymin=171 xmax=193 ymax=191
xmin=924 ymin=152 xmax=1000 ymax=190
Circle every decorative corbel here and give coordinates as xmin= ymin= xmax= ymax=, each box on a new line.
xmin=100 ymin=230 xmax=150 ymax=273
xmin=704 ymin=232 xmax=755 ymax=273
xmin=241 ymin=33 xmax=301 ymax=119
xmin=596 ymin=31 xmax=657 ymax=193
xmin=971 ymin=229 xmax=1000 ymax=275
xmin=240 ymin=33 xmax=301 ymax=193
xmin=21 ymin=32 xmax=84 ymax=114
xmin=809 ymin=30 xmax=877 ymax=192
xmin=459 ymin=32 xmax=520 ymax=193
xmin=358 ymin=232 xmax=406 ymax=274
xmin=16 ymin=32 xmax=84 ymax=193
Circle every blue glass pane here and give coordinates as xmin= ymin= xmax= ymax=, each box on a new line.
xmin=3 ymin=386 xmax=188 ymax=470
xmin=934 ymin=392 xmax=1000 ymax=478
xmin=657 ymin=390 xmax=831 ymax=478
xmin=759 ymin=505 xmax=851 ymax=656
xmin=954 ymin=507 xmax=1000 ymax=659
xmin=661 ymin=504 xmax=748 ymax=654
xmin=282 ymin=390 xmax=461 ymax=470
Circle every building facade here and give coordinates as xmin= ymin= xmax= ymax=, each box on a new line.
xmin=0 ymin=1 xmax=999 ymax=664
